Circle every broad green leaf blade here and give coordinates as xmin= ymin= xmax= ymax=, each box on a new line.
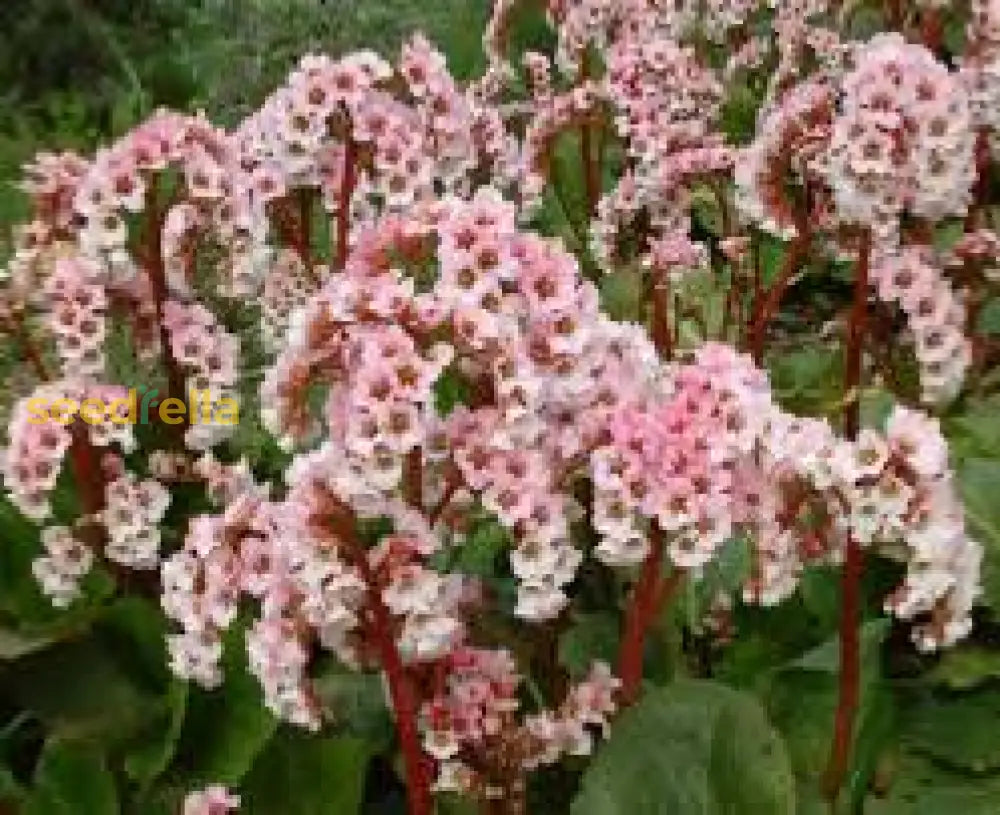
xmin=571 ymin=680 xmax=796 ymax=815
xmin=124 ymin=679 xmax=188 ymax=788
xmin=557 ymin=612 xmax=619 ymax=680
xmin=242 ymin=731 xmax=371 ymax=815
xmin=25 ymin=740 xmax=118 ymax=815
xmin=0 ymin=638 xmax=158 ymax=744
xmin=866 ymin=750 xmax=1000 ymax=814
xmin=903 ymin=687 xmax=1000 ymax=774
xmin=929 ymin=647 xmax=1000 ymax=691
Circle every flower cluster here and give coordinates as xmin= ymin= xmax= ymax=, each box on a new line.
xmin=760 ymin=406 xmax=983 ymax=650
xmin=101 ymin=473 xmax=171 ymax=570
xmin=871 ymin=247 xmax=972 ymax=403
xmin=823 ymin=35 xmax=975 ymax=245
xmin=591 ymin=344 xmax=770 ymax=568
xmin=31 ymin=526 xmax=94 ymax=607
xmin=162 ymin=299 xmax=240 ymax=448
xmin=422 ymin=649 xmax=618 ymax=796
xmin=2 ymin=382 xmax=134 ymax=521
xmin=183 ymin=786 xmax=240 ymax=815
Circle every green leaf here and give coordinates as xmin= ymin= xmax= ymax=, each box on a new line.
xmin=433 ymin=366 xmax=474 ymax=416
xmin=25 ymin=740 xmax=118 ymax=815
xmin=572 ymin=680 xmax=795 ymax=815
xmin=866 ymin=750 xmax=1000 ymax=814
xmin=599 ymin=266 xmax=643 ymax=323
xmin=557 ymin=613 xmax=619 ymax=680
xmin=97 ymin=596 xmax=173 ymax=692
xmin=0 ymin=637 xmax=158 ymax=744
xmin=312 ymin=666 xmax=394 ymax=751
xmin=0 ymin=765 xmax=25 ymax=807
xmin=721 ymin=83 xmax=761 ymax=145
xmin=945 ymin=397 xmax=1000 ymax=461
xmin=242 ymin=731 xmax=371 ymax=815
xmin=764 ymin=620 xmax=892 ymax=810
xmin=930 ymin=647 xmax=1000 ymax=691
xmin=124 ymin=679 xmax=188 ymax=788
xmin=0 ymin=627 xmax=61 ymax=661
xmin=171 ymin=625 xmax=277 ymax=785
xmin=903 ymin=687 xmax=1000 ymax=774
xmin=956 ymin=458 xmax=1000 ymax=607
xmin=977 ymin=297 xmax=1000 ymax=336
xmin=448 ymin=516 xmax=510 ymax=578
xmin=768 ymin=345 xmax=843 ymax=417
xmin=787 ymin=619 xmax=889 ymax=675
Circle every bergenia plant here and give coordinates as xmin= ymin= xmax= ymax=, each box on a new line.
xmin=2 ymin=1 xmax=1000 ymax=813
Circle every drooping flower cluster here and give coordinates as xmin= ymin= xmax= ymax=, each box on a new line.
xmin=43 ymin=253 xmax=107 ymax=379
xmin=823 ymin=34 xmax=975 ymax=244
xmin=594 ymin=34 xmax=731 ymax=271
xmin=870 ymin=247 xmax=972 ymax=403
xmin=162 ymin=300 xmax=240 ymax=449
xmin=760 ymin=406 xmax=983 ymax=650
xmin=2 ymin=382 xmax=134 ymax=521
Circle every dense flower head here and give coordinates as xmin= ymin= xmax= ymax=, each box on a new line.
xmin=31 ymin=525 xmax=93 ymax=607
xmin=102 ymin=473 xmax=170 ymax=570
xmin=162 ymin=299 xmax=241 ymax=449
xmin=823 ymin=35 xmax=975 ymax=245
xmin=19 ymin=150 xmax=89 ymax=231
xmin=592 ymin=343 xmax=771 ymax=568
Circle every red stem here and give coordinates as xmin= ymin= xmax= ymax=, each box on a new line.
xmin=920 ymin=8 xmax=943 ymax=51
xmin=68 ymin=424 xmax=106 ymax=548
xmin=885 ymin=0 xmax=903 ymax=28
xmin=749 ymin=227 xmax=810 ymax=364
xmin=822 ymin=229 xmax=871 ymax=800
xmin=335 ymin=137 xmax=358 ymax=272
xmin=332 ymin=506 xmax=431 ymax=815
xmin=617 ymin=524 xmax=682 ymax=705
xmin=404 ymin=447 xmax=423 ymax=511
xmin=142 ymin=184 xmax=185 ymax=406
xmin=297 ymin=188 xmax=313 ymax=269
xmin=580 ymin=52 xmax=599 ymax=216
xmin=651 ymin=272 xmax=673 ymax=359
xmin=966 ymin=130 xmax=991 ymax=231
xmin=365 ymin=574 xmax=431 ymax=815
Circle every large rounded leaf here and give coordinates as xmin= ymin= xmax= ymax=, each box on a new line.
xmin=572 ymin=680 xmax=796 ymax=815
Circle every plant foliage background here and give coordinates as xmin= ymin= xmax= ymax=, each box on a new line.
xmin=2 ymin=2 xmax=1000 ymax=814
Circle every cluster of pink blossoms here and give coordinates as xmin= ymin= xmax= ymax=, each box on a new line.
xmin=591 ymin=344 xmax=771 ymax=569
xmin=236 ymin=36 xmax=514 ymax=238
xmin=0 ymin=2 xmax=996 ymax=809
xmin=183 ymin=786 xmax=239 ymax=815
xmin=423 ymin=651 xmax=619 ymax=795
xmin=595 ymin=35 xmax=731 ymax=273
xmin=2 ymin=382 xmax=134 ymax=520
xmin=162 ymin=300 xmax=240 ymax=449
xmin=871 ymin=248 xmax=972 ymax=403
xmin=31 ymin=525 xmax=93 ymax=607
xmin=736 ymin=33 xmax=978 ymax=404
